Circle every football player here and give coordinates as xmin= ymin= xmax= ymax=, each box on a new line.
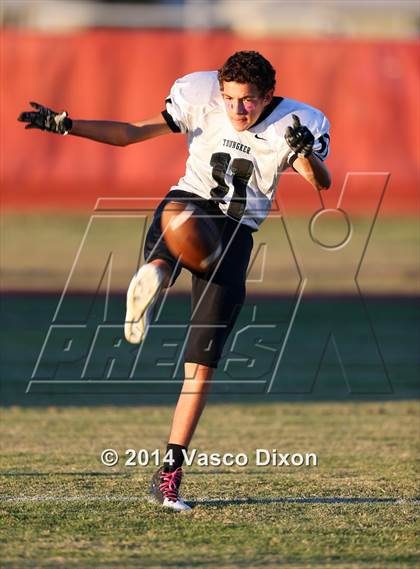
xmin=18 ymin=51 xmax=331 ymax=511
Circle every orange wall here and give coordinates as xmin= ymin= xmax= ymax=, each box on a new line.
xmin=2 ymin=29 xmax=419 ymax=214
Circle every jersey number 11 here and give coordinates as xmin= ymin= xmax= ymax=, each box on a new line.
xmin=210 ymin=152 xmax=254 ymax=220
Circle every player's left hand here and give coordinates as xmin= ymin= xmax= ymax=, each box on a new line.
xmin=285 ymin=114 xmax=314 ymax=157
xmin=17 ymin=102 xmax=72 ymax=135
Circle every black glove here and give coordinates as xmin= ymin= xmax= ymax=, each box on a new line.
xmin=285 ymin=114 xmax=314 ymax=157
xmin=18 ymin=102 xmax=72 ymax=135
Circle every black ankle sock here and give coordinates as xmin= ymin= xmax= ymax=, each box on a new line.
xmin=163 ymin=443 xmax=187 ymax=472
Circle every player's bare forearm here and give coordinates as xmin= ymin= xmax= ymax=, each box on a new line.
xmin=70 ymin=114 xmax=172 ymax=146
xmin=294 ymin=154 xmax=331 ymax=191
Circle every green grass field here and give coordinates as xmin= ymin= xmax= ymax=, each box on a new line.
xmin=1 ymin=211 xmax=418 ymax=567
xmin=1 ymin=213 xmax=417 ymax=293
xmin=1 ymin=402 xmax=418 ymax=568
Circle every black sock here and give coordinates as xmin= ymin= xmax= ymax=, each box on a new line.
xmin=163 ymin=443 xmax=187 ymax=472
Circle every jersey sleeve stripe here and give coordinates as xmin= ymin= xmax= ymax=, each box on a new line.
xmin=313 ymin=133 xmax=330 ymax=161
xmin=161 ymin=109 xmax=182 ymax=133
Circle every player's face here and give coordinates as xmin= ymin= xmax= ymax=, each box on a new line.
xmin=221 ymin=81 xmax=273 ymax=131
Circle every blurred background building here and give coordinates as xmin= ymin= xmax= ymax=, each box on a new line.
xmin=2 ymin=0 xmax=418 ymax=217
xmin=2 ymin=0 xmax=419 ymax=37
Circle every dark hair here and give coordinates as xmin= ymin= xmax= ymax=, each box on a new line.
xmin=218 ymin=51 xmax=276 ymax=95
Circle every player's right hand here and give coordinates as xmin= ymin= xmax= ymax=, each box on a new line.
xmin=17 ymin=102 xmax=72 ymax=135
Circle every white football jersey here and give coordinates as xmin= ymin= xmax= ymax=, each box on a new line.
xmin=163 ymin=71 xmax=330 ymax=231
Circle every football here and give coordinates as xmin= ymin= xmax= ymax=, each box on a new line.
xmin=161 ymin=201 xmax=222 ymax=272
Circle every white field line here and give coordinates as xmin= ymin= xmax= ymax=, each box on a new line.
xmin=1 ymin=495 xmax=146 ymax=503
xmin=1 ymin=495 xmax=418 ymax=505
